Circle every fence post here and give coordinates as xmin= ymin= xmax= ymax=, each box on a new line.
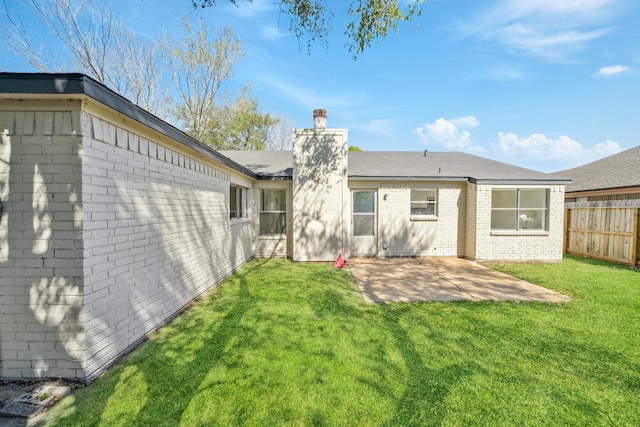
xmin=563 ymin=208 xmax=570 ymax=254
xmin=633 ymin=208 xmax=639 ymax=267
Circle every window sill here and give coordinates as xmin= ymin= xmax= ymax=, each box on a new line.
xmin=490 ymin=230 xmax=549 ymax=236
xmin=410 ymin=215 xmax=438 ymax=221
xmin=258 ymin=234 xmax=287 ymax=239
xmin=229 ymin=217 xmax=251 ymax=225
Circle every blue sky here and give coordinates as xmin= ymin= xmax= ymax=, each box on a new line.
xmin=3 ymin=0 xmax=640 ymax=172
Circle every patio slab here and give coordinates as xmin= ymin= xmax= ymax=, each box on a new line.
xmin=348 ymin=257 xmax=571 ymax=303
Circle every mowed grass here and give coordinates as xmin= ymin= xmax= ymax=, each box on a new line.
xmin=41 ymin=256 xmax=639 ymax=426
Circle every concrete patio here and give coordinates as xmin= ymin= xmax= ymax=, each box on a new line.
xmin=348 ymin=257 xmax=571 ymax=303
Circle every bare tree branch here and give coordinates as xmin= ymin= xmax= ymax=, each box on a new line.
xmin=0 ymin=0 xmax=168 ymax=117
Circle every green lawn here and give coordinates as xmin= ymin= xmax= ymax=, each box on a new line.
xmin=41 ymin=256 xmax=639 ymax=426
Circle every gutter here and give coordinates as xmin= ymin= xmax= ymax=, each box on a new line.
xmin=348 ymin=176 xmax=469 ymax=182
xmin=349 ymin=176 xmax=570 ymax=185
xmin=470 ymin=178 xmax=572 ymax=185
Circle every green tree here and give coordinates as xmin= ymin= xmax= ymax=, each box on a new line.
xmin=191 ymin=0 xmax=425 ymax=58
xmin=212 ymin=87 xmax=278 ymax=150
xmin=348 ymin=145 xmax=363 ymax=151
xmin=161 ymin=18 xmax=274 ymax=150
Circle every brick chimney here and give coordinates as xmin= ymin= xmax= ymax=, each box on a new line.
xmin=313 ymin=109 xmax=327 ymax=129
xmin=292 ymin=109 xmax=348 ymax=261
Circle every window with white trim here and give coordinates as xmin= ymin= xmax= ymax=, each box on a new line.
xmin=260 ymin=189 xmax=286 ymax=235
xmin=491 ymin=188 xmax=548 ymax=230
xmin=410 ymin=189 xmax=437 ymax=216
xmin=230 ymin=185 xmax=248 ymax=219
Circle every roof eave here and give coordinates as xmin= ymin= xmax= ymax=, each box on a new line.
xmin=0 ymin=72 xmax=258 ymax=180
xmin=256 ymin=175 xmax=293 ymax=181
xmin=348 ymin=175 xmax=470 ymax=182
xmin=471 ymin=178 xmax=571 ymax=185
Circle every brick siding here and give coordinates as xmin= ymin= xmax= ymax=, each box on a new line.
xmin=0 ymin=102 xmax=254 ymax=380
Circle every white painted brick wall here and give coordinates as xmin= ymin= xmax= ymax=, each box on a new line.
xmin=376 ymin=183 xmax=466 ymax=257
xmin=465 ymin=183 xmax=477 ymax=259
xmin=1 ymin=102 xmax=255 ymax=381
xmin=81 ymin=113 xmax=253 ymax=380
xmin=471 ymin=184 xmax=565 ymax=262
xmin=0 ymin=106 xmax=86 ymax=379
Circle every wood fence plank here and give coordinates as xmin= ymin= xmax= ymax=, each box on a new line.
xmin=564 ymin=206 xmax=640 ymax=266
xmin=632 ymin=209 xmax=639 ymax=267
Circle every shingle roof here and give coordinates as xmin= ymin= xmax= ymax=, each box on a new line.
xmin=221 ymin=150 xmax=569 ymax=184
xmin=555 ymin=146 xmax=640 ymax=193
xmin=218 ymin=151 xmax=293 ymax=178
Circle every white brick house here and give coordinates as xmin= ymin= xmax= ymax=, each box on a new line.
xmin=0 ymin=73 xmax=569 ymax=381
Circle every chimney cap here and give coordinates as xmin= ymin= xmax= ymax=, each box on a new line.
xmin=313 ymin=109 xmax=327 ymax=118
xmin=313 ymin=109 xmax=327 ymax=129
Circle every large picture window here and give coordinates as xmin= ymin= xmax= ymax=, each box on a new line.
xmin=410 ymin=189 xmax=437 ymax=216
xmin=491 ymin=188 xmax=548 ymax=230
xmin=260 ymin=189 xmax=286 ymax=235
xmin=230 ymin=185 xmax=247 ymax=219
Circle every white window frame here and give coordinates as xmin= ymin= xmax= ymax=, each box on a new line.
xmin=260 ymin=189 xmax=286 ymax=235
xmin=410 ymin=189 xmax=437 ymax=219
xmin=352 ymin=190 xmax=376 ymax=237
xmin=491 ymin=188 xmax=548 ymax=231
xmin=230 ymin=184 xmax=248 ymax=220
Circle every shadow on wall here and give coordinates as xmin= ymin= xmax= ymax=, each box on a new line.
xmin=0 ymin=110 xmax=252 ymax=381
xmin=294 ymin=134 xmax=347 ymax=260
xmin=79 ymin=132 xmax=252 ymax=380
xmin=0 ymin=129 xmax=8 ymax=376
xmin=380 ymin=225 xmax=436 ymax=257
xmin=0 ymin=117 xmax=85 ymax=379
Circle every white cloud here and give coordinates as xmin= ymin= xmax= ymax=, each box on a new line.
xmin=597 ymin=65 xmax=629 ymax=76
xmin=496 ymin=24 xmax=609 ymax=60
xmin=466 ymin=0 xmax=622 ymax=61
xmin=485 ymin=66 xmax=526 ymax=81
xmin=414 ymin=116 xmax=479 ymax=149
xmin=225 ymin=0 xmax=275 ymax=18
xmin=357 ymin=119 xmax=397 ymax=139
xmin=255 ymin=74 xmax=356 ymax=111
xmin=498 ymin=0 xmax=620 ymax=21
xmin=260 ymin=25 xmax=289 ymax=42
xmin=495 ymin=132 xmax=622 ymax=166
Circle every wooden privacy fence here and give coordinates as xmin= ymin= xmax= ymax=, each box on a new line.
xmin=564 ymin=207 xmax=640 ymax=266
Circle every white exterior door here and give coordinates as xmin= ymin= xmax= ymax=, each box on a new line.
xmin=352 ymin=190 xmax=377 ymax=256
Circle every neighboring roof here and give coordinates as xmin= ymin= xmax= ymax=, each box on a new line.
xmin=0 ymin=72 xmax=258 ymax=180
xmin=555 ymin=145 xmax=640 ymax=193
xmin=223 ymin=150 xmax=569 ymax=184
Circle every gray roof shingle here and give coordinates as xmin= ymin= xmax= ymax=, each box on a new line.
xmin=555 ymin=146 xmax=640 ymax=193
xmin=221 ymin=150 xmax=569 ymax=184
xmin=218 ymin=150 xmax=293 ymax=178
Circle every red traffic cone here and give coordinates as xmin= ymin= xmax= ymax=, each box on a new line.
xmin=334 ymin=253 xmax=346 ymax=268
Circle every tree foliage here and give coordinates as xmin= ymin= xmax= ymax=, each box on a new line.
xmin=0 ymin=0 xmax=287 ymax=151
xmin=191 ymin=0 xmax=425 ymax=57
xmin=211 ymin=87 xmax=277 ymax=150
xmin=161 ymin=19 xmax=275 ymax=150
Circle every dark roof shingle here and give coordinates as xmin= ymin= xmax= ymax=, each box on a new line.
xmin=555 ymin=146 xmax=640 ymax=193
xmin=221 ymin=150 xmax=569 ymax=183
